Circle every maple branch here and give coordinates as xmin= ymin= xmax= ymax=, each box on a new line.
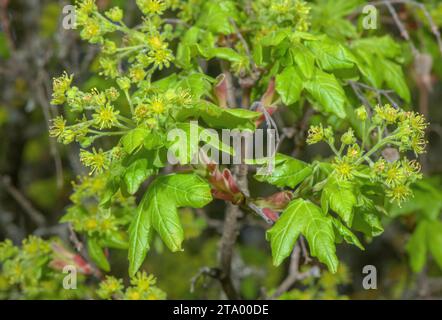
xmin=1 ymin=175 xmax=46 ymax=227
xmin=270 ymin=244 xmax=319 ymax=299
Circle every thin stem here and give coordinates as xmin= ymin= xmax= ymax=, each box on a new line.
xmin=124 ymin=90 xmax=134 ymax=115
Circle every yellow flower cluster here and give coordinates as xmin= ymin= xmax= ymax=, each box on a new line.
xmin=97 ymin=272 xmax=166 ymax=300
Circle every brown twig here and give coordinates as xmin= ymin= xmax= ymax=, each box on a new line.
xmin=1 ymin=175 xmax=46 ymax=227
xmin=383 ymin=0 xmax=419 ymax=56
xmin=348 ymin=80 xmax=400 ymax=108
xmin=219 ymin=202 xmax=242 ymax=299
xmin=270 ymin=244 xmax=319 ymax=299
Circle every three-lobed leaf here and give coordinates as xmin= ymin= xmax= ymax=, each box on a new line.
xmin=128 ymin=173 xmax=212 ymax=276
xmin=267 ymin=198 xmax=339 ymax=273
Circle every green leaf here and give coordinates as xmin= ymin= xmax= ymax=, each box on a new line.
xmin=121 ymin=128 xmax=149 ymax=154
xmin=352 ymin=210 xmax=384 ymax=237
xmin=332 ymin=217 xmax=364 ymax=250
xmin=194 ymin=101 xmax=260 ymax=130
xmin=260 ymin=29 xmax=290 ymax=47
xmin=254 ymin=153 xmax=312 ymax=189
xmin=306 ymin=39 xmax=356 ymax=71
xmin=204 ymin=47 xmax=243 ymax=62
xmin=178 ymin=73 xmax=214 ymax=99
xmin=291 ymin=46 xmax=315 ymax=79
xmin=380 ymin=59 xmax=410 ymax=102
xmin=267 ymin=199 xmax=338 ymax=272
xmin=99 ymin=232 xmax=129 ymax=250
xmin=352 ymin=36 xmax=402 ymax=59
xmin=128 ymin=173 xmax=212 ymax=276
xmin=304 ymin=69 xmax=346 ymax=118
xmin=321 ymin=176 xmax=357 ymax=226
xmin=144 ymin=131 xmax=164 ymax=150
xmin=128 ymin=193 xmax=153 ymax=277
xmin=275 ymin=66 xmax=303 ymax=105
xmin=406 ymin=221 xmax=428 ymax=273
xmin=123 ymin=158 xmax=155 ymax=195
xmin=196 ymin=1 xmax=238 ymax=35
xmin=427 ymin=221 xmax=442 ymax=270
xmin=87 ymin=238 xmax=110 ymax=272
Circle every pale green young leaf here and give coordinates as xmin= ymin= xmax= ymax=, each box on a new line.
xmin=405 ymin=221 xmax=428 ymax=273
xmin=321 ymin=176 xmax=357 ymax=226
xmin=332 ymin=217 xmax=364 ymax=250
xmin=427 ymin=221 xmax=442 ymax=270
xmin=121 ymin=128 xmax=149 ymax=154
xmin=254 ymin=154 xmax=312 ymax=189
xmin=128 ymin=174 xmax=212 ymax=276
xmin=380 ymin=59 xmax=411 ymax=102
xmin=87 ymin=238 xmax=110 ymax=272
xmin=304 ymin=69 xmax=346 ymax=118
xmin=306 ymin=39 xmax=356 ymax=71
xmin=275 ymin=66 xmax=303 ymax=105
xmin=267 ymin=199 xmax=338 ymax=272
xmin=291 ymin=46 xmax=315 ymax=79
xmin=352 ymin=210 xmax=384 ymax=237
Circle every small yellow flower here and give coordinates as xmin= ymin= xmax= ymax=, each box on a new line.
xmin=97 ymin=276 xmax=123 ymax=299
xmin=84 ymin=217 xmax=99 ymax=231
xmin=148 ymin=96 xmax=167 ymax=115
xmin=386 ymin=184 xmax=412 ymax=205
xmin=93 ymin=104 xmax=120 ymax=129
xmin=129 ymin=65 xmax=146 ymax=83
xmin=374 ymin=104 xmax=398 ymax=124
xmin=411 ymin=135 xmax=427 ymax=155
xmin=148 ymin=48 xmax=173 ymax=69
xmin=81 ymin=18 xmax=101 ymax=40
xmin=125 ymin=288 xmax=141 ymax=300
xmin=355 ymin=106 xmax=367 ymax=121
xmin=134 ymin=104 xmax=150 ymax=122
xmin=105 ymin=7 xmax=123 ymax=22
xmin=341 ymin=128 xmax=356 ymax=145
xmin=99 ymin=217 xmax=117 ymax=232
xmin=49 ymin=116 xmax=67 ymax=139
xmin=306 ymin=124 xmax=324 ymax=145
xmin=105 ymin=87 xmax=120 ymax=101
xmin=384 ymin=162 xmax=405 ymax=187
xmin=80 ymin=148 xmax=109 ymax=174
xmin=137 ymin=0 xmax=167 ymax=15
xmin=131 ymin=272 xmax=156 ymax=292
xmin=22 ymin=236 xmax=50 ymax=256
xmin=346 ymin=144 xmax=360 ymax=159
xmin=333 ymin=159 xmax=355 ymax=181
xmin=373 ymin=158 xmax=387 ymax=175
xmin=76 ymin=0 xmax=97 ymax=15
xmin=51 ymin=72 xmax=73 ymax=105
xmin=147 ymin=36 xmax=165 ymax=50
